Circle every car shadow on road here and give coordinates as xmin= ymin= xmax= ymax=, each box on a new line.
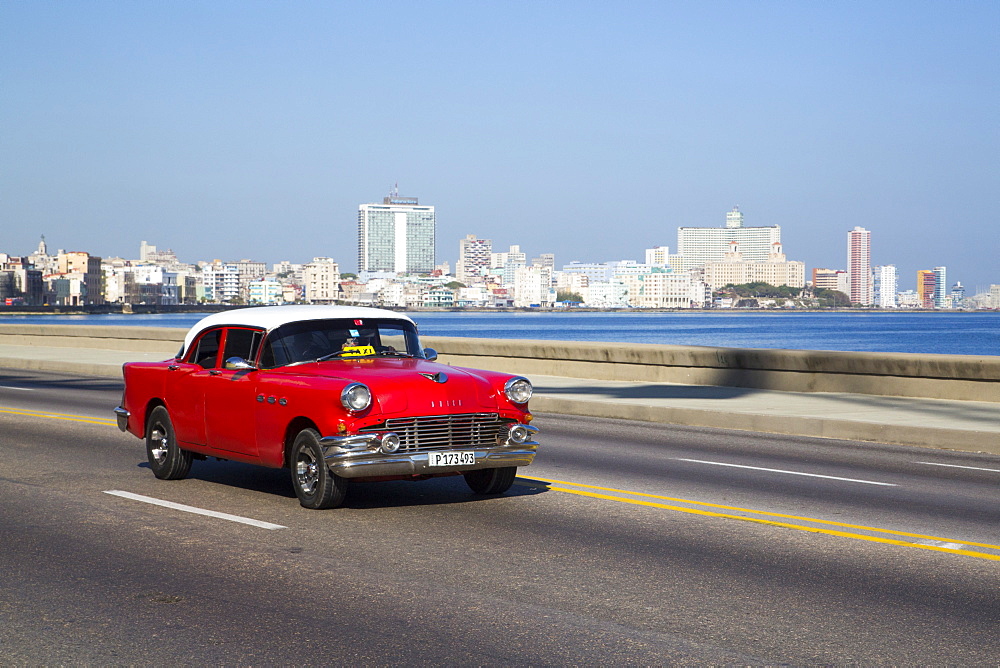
xmin=139 ymin=459 xmax=296 ymax=498
xmin=139 ymin=460 xmax=551 ymax=509
xmin=340 ymin=475 xmax=550 ymax=509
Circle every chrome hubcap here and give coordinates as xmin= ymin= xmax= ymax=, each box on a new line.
xmin=295 ymin=451 xmax=318 ymax=494
xmin=150 ymin=427 xmax=168 ymax=463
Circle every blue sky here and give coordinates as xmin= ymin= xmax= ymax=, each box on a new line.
xmin=2 ymin=1 xmax=997 ymax=291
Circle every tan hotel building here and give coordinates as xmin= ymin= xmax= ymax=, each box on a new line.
xmin=702 ymin=242 xmax=805 ymax=291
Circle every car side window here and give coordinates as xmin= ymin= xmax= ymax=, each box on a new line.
xmin=377 ymin=328 xmax=408 ymax=352
xmin=223 ymin=328 xmax=263 ymax=364
xmin=189 ymin=329 xmax=223 ymax=369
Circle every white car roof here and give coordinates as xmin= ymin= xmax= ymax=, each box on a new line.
xmin=182 ymin=305 xmax=415 ymax=355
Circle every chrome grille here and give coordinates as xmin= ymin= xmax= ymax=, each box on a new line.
xmin=359 ymin=413 xmax=509 ymax=452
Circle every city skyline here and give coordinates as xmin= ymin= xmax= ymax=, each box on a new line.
xmin=1 ymin=204 xmax=988 ymax=296
xmin=2 ymin=2 xmax=997 ymax=290
xmin=1 ymin=217 xmax=986 ymax=301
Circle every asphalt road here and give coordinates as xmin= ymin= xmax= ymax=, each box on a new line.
xmin=1 ymin=369 xmax=998 ymax=665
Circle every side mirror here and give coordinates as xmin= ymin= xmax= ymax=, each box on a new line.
xmin=423 ymin=348 xmax=438 ymax=362
xmin=225 ymin=357 xmax=256 ymax=371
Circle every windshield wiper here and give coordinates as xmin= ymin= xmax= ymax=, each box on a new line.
xmin=376 ymin=350 xmax=413 ymax=358
xmin=315 ymin=350 xmax=359 ymax=362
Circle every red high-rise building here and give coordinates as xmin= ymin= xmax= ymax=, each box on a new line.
xmin=917 ymin=270 xmax=936 ymax=309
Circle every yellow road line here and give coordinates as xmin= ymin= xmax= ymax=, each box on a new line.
xmin=522 ymin=476 xmax=1000 ymax=562
xmin=0 ymin=406 xmax=117 ymax=426
xmin=4 ymin=407 xmax=995 ymax=561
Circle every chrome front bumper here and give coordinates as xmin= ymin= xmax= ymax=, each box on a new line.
xmin=318 ymin=425 xmax=539 ymax=479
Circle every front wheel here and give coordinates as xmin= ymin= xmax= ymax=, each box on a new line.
xmin=290 ymin=428 xmax=347 ymax=509
xmin=145 ymin=406 xmax=192 ymax=480
xmin=464 ymin=466 xmax=517 ymax=495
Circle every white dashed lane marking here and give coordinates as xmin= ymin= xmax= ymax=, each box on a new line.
xmin=105 ymin=490 xmax=287 ymax=530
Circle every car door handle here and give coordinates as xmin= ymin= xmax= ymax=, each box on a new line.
xmin=168 ymin=364 xmax=179 ymax=371
xmin=209 ymin=370 xmax=222 ymax=376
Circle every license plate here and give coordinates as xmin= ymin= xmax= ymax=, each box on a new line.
xmin=427 ymin=451 xmax=476 ymax=467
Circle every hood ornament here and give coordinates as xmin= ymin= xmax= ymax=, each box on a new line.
xmin=419 ymin=371 xmax=448 ymax=384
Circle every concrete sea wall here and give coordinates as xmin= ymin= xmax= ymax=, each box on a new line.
xmin=1 ymin=324 xmax=997 ymax=403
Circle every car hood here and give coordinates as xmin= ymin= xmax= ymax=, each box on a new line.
xmin=272 ymin=358 xmax=501 ymax=414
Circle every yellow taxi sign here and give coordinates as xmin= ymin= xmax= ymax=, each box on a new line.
xmin=341 ymin=345 xmax=376 ymax=357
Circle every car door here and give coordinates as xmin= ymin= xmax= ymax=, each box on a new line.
xmin=164 ymin=326 xmax=224 ymax=447
xmin=203 ymin=327 xmax=265 ymax=460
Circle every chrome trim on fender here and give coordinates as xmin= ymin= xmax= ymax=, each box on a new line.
xmin=318 ymin=433 xmax=381 ymax=451
xmin=114 ymin=406 xmax=130 ymax=432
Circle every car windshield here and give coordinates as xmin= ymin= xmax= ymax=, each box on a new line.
xmin=259 ymin=318 xmax=424 ymax=368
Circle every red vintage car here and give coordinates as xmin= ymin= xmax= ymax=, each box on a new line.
xmin=115 ymin=305 xmax=538 ymax=509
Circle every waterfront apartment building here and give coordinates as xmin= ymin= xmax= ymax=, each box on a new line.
xmin=676 ymin=207 xmax=781 ymax=270
xmin=811 ymin=268 xmax=847 ymax=294
xmin=248 ymin=278 xmax=285 ymax=305
xmin=134 ymin=265 xmax=179 ymax=305
xmin=513 ymin=265 xmax=555 ymax=307
xmin=57 ymin=251 xmax=105 ymax=305
xmin=917 ymin=270 xmax=936 ymax=308
xmin=357 ymin=193 xmax=435 ymax=274
xmin=304 ymin=257 xmax=340 ymax=304
xmin=951 ymin=282 xmax=966 ymax=308
xmin=0 ymin=255 xmax=44 ymax=305
xmin=202 ymin=263 xmax=240 ymax=303
xmin=847 ymin=227 xmax=872 ymax=306
xmin=873 ymin=265 xmax=898 ymax=308
xmin=932 ymin=266 xmax=947 ymax=309
xmin=457 ymin=234 xmax=492 ymax=284
xmin=619 ymin=269 xmax=710 ymax=309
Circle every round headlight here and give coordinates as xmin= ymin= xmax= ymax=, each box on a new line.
xmin=504 ymin=377 xmax=533 ymax=404
xmin=340 ymin=382 xmax=372 ymax=412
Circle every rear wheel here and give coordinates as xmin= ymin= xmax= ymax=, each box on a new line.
xmin=464 ymin=466 xmax=517 ymax=495
xmin=145 ymin=406 xmax=192 ymax=480
xmin=290 ymin=428 xmax=347 ymax=509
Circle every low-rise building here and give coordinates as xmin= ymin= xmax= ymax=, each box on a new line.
xmin=621 ymin=269 xmax=709 ymax=308
xmin=58 ymin=251 xmax=104 ymax=304
xmin=248 ymin=278 xmax=285 ymax=305
xmin=581 ymin=280 xmax=629 ymax=308
xmin=423 ymin=287 xmax=456 ymax=308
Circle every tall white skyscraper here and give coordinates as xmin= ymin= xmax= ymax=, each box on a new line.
xmin=873 ymin=265 xmax=897 ymax=308
xmin=357 ymin=191 xmax=436 ymax=274
xmin=676 ymin=207 xmax=781 ymax=269
xmin=847 ymin=226 xmax=872 ymax=306
xmin=932 ymin=266 xmax=947 ymax=309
